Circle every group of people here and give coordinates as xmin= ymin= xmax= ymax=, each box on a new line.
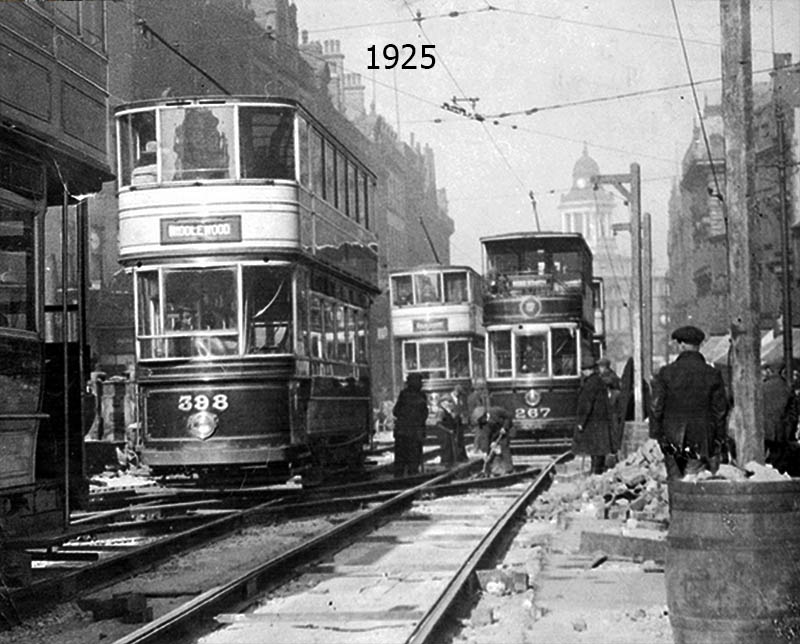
xmin=391 ymin=374 xmax=513 ymax=478
xmin=392 ymin=322 xmax=800 ymax=482
xmin=575 ymin=323 xmax=800 ymax=480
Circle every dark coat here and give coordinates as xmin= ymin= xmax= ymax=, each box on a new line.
xmin=649 ymin=350 xmax=728 ymax=457
xmin=762 ymin=374 xmax=795 ymax=443
xmin=393 ymin=386 xmax=429 ymax=438
xmin=573 ymin=372 xmax=614 ymax=456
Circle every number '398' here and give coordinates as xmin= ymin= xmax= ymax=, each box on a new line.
xmin=178 ymin=394 xmax=229 ymax=412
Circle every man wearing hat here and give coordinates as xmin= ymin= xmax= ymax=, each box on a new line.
xmin=650 ymin=325 xmax=729 ymax=479
xmin=573 ymin=356 xmax=616 ymax=474
xmin=393 ymin=374 xmax=429 ymax=478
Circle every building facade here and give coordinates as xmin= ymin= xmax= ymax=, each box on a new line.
xmin=667 ymin=79 xmax=799 ymax=346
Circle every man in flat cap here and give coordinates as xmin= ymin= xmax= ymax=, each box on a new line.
xmin=650 ymin=325 xmax=729 ymax=479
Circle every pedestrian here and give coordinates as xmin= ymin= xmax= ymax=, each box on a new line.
xmin=467 ymin=380 xmax=489 ymax=452
xmin=392 ymin=373 xmax=428 ymax=477
xmin=435 ymin=395 xmax=465 ymax=466
xmin=596 ymin=357 xmax=623 ymax=461
xmin=762 ymin=360 xmax=797 ymax=472
xmin=573 ymin=357 xmax=615 ymax=475
xmin=649 ymin=325 xmax=729 ymax=480
xmin=479 ymin=405 xmax=514 ymax=476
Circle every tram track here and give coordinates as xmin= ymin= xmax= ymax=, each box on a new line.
xmin=0 ymin=449 xmax=467 ymax=627
xmin=108 ymin=451 xmax=570 ymax=644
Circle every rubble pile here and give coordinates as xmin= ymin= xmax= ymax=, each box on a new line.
xmin=529 ymin=440 xmax=670 ymax=528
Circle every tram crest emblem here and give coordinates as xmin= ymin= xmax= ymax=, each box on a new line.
xmin=519 ymin=297 xmax=542 ymax=318
xmin=524 ymin=389 xmax=541 ymax=407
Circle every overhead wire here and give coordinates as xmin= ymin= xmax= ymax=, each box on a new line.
xmin=669 ymin=0 xmax=729 ymax=283
xmin=400 ymin=2 xmax=538 ymax=228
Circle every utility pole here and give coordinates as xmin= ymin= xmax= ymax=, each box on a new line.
xmin=593 ymin=164 xmax=644 ymax=422
xmin=720 ymin=0 xmax=763 ymax=464
xmin=642 ymin=212 xmax=653 ymax=386
xmin=773 ymin=52 xmax=793 ymax=391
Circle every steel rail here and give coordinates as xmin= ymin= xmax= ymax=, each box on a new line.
xmin=109 ymin=461 xmax=481 ymax=644
xmin=406 ymin=450 xmax=572 ymax=644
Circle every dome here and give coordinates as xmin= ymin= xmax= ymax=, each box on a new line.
xmin=572 ymin=142 xmax=599 ymax=187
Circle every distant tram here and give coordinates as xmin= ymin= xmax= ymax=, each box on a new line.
xmin=115 ymin=96 xmax=379 ymax=482
xmin=389 ymin=265 xmax=484 ymax=420
xmin=480 ymin=232 xmax=601 ymax=442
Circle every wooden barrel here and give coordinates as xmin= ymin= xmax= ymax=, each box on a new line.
xmin=666 ymin=478 xmax=800 ymax=643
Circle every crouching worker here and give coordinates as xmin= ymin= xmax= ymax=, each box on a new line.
xmin=479 ymin=406 xmax=514 ymax=476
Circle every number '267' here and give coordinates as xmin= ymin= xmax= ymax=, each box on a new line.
xmin=367 ymin=44 xmax=435 ymax=70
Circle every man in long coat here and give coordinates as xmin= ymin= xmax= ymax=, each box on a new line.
xmin=573 ymin=358 xmax=615 ymax=474
xmin=393 ymin=374 xmax=429 ymax=477
xmin=649 ymin=325 xmax=728 ymax=479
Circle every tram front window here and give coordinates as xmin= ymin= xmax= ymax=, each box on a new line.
xmin=443 ymin=272 xmax=467 ymax=303
xmin=552 ymin=328 xmax=578 ymax=376
xmin=518 ymin=333 xmax=547 ymax=375
xmin=243 ymin=266 xmax=292 ymax=354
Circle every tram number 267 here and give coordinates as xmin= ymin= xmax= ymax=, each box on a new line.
xmin=515 ymin=407 xmax=551 ymax=420
xmin=178 ymin=394 xmax=229 ymax=412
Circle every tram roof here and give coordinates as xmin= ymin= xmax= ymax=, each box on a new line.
xmin=389 ymin=263 xmax=480 ymax=275
xmin=113 ymin=95 xmax=301 ymax=113
xmin=480 ymin=231 xmax=592 ymax=253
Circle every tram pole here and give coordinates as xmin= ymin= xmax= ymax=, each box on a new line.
xmin=592 ymin=164 xmax=644 ymax=423
xmin=642 ymin=212 xmax=653 ymax=387
xmin=720 ymin=0 xmax=763 ymax=465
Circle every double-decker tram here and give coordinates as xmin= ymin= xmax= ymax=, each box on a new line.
xmin=115 ymin=96 xmax=379 ymax=483
xmin=480 ymin=232 xmax=597 ymax=443
xmin=389 ymin=265 xmax=484 ymax=420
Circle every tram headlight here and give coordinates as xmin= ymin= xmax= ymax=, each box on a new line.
xmin=524 ymin=389 xmax=541 ymax=407
xmin=187 ymin=411 xmax=219 ymax=440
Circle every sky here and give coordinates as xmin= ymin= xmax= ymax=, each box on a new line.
xmin=294 ymin=0 xmax=800 ymax=274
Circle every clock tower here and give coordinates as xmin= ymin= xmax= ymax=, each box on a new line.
xmin=558 ymin=144 xmax=633 ymax=366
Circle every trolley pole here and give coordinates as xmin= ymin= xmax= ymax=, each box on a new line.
xmin=593 ymin=164 xmax=644 ymax=423
xmin=720 ymin=0 xmax=763 ymax=464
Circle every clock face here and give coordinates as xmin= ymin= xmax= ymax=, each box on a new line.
xmin=576 ymin=177 xmax=587 ymax=189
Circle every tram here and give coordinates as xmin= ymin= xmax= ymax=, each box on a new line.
xmin=115 ymin=96 xmax=379 ymax=482
xmin=389 ymin=265 xmax=484 ymax=421
xmin=480 ymin=232 xmax=599 ymax=442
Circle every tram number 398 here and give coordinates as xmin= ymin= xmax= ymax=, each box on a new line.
xmin=178 ymin=394 xmax=229 ymax=412
xmin=515 ymin=407 xmax=551 ymax=420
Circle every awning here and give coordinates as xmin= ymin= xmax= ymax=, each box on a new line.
xmin=760 ymin=328 xmax=800 ymax=366
xmin=701 ymin=334 xmax=732 ymax=366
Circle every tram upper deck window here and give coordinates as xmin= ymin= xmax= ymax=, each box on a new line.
xmin=392 ymin=275 xmax=413 ymax=306
xmin=443 ymin=271 xmax=467 ymax=303
xmin=238 ymin=107 xmax=295 ymax=180
xmin=119 ymin=110 xmax=158 ymax=187
xmin=415 ymin=273 xmax=441 ymax=304
xmin=162 ymin=106 xmax=234 ymax=182
xmin=0 ymin=210 xmax=35 ymax=332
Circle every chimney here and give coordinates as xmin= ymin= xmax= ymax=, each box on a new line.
xmin=343 ymin=72 xmax=366 ymax=119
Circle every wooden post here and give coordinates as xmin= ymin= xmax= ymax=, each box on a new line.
xmin=642 ymin=212 xmax=653 ymax=388
xmin=629 ymin=164 xmax=643 ymax=422
xmin=720 ymin=0 xmax=763 ymax=464
xmin=591 ymin=167 xmax=644 ymax=421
